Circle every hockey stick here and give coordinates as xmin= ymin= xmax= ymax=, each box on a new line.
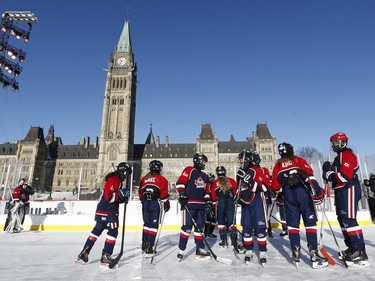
xmin=322 ymin=204 xmax=348 ymax=268
xmin=298 ymin=177 xmax=336 ymax=265
xmin=150 ymin=205 xmax=166 ymax=264
xmin=318 ymin=183 xmax=336 ymax=265
xmin=184 ymin=205 xmax=232 ymax=265
xmin=109 ymin=167 xmax=132 ymax=269
xmin=270 ymin=214 xmax=288 ymax=228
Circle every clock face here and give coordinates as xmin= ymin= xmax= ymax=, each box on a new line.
xmin=117 ymin=57 xmax=127 ymax=66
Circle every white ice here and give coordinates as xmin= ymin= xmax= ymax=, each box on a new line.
xmin=0 ymin=226 xmax=374 ymax=281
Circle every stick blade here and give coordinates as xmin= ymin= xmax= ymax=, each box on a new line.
xmin=320 ymin=246 xmax=336 ymax=265
xmin=215 ymin=256 xmax=233 ymax=265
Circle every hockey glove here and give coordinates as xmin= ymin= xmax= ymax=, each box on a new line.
xmin=163 ymin=199 xmax=170 ymax=212
xmin=207 ymin=173 xmax=215 ymax=183
xmin=178 ymin=192 xmax=189 ymax=206
xmin=322 ymin=161 xmax=334 ymax=181
xmin=236 ymin=169 xmax=253 ymax=186
xmin=312 ymin=188 xmax=325 ymax=205
xmin=118 ymin=187 xmax=130 ymax=204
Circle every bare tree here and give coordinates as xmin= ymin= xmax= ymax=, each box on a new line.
xmin=296 ymin=146 xmax=323 ymax=162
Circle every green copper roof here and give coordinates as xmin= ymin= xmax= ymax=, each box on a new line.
xmin=116 ymin=20 xmax=131 ymax=53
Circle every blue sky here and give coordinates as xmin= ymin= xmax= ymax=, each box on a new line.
xmin=0 ymin=0 xmax=375 ymax=157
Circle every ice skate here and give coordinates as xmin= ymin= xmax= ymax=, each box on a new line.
xmin=310 ymin=249 xmax=329 ymax=269
xmin=259 ymin=251 xmax=267 ymax=267
xmin=279 ymin=230 xmax=288 ymax=238
xmin=292 ymin=245 xmax=301 ymax=268
xmin=244 ymin=250 xmax=254 ymax=264
xmin=237 ymin=242 xmax=245 ymax=254
xmin=141 ymin=240 xmax=148 ymax=254
xmin=344 ymin=250 xmax=370 ymax=268
xmin=76 ymin=246 xmax=90 ymax=264
xmin=219 ymin=235 xmax=228 ymax=249
xmin=338 ymin=247 xmax=352 ymax=260
xmin=144 ymin=244 xmax=155 ymax=259
xmin=177 ymin=249 xmax=184 ymax=262
xmin=195 ymin=248 xmax=211 ymax=260
xmin=99 ymin=251 xmax=117 ymax=269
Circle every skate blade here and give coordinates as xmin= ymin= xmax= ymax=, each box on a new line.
xmin=75 ymin=258 xmax=88 ymax=265
xmin=99 ymin=263 xmax=118 ymax=269
xmin=293 ymin=261 xmax=300 ymax=268
xmin=346 ymin=260 xmax=370 ymax=268
xmin=312 ymin=261 xmax=329 ymax=269
xmin=195 ymin=255 xmax=212 ymax=260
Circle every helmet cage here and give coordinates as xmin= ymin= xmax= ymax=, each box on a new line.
xmin=193 ymin=153 xmax=208 ymax=170
xmin=238 ymin=151 xmax=254 ymax=170
xmin=330 ymin=132 xmax=348 ymax=153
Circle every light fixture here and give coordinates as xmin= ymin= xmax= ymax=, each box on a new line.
xmin=1 ymin=10 xmax=37 ymax=92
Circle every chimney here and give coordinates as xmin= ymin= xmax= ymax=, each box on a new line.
xmin=84 ymin=136 xmax=90 ymax=149
xmin=156 ymin=135 xmax=160 ymax=148
xmin=165 ymin=136 xmax=169 ymax=148
xmin=94 ymin=136 xmax=98 ymax=148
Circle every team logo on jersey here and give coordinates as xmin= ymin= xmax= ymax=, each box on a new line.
xmin=281 ymin=160 xmax=293 ymax=168
xmin=194 ymin=177 xmax=205 ymax=189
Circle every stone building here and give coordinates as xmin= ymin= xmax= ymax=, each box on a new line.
xmin=0 ymin=19 xmax=277 ymax=197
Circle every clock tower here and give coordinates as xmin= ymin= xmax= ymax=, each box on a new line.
xmin=98 ymin=20 xmax=137 ymax=179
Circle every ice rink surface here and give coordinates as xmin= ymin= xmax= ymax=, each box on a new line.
xmin=1 ymin=226 xmax=374 ymax=281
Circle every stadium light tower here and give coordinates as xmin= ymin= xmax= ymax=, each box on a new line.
xmin=0 ymin=11 xmax=38 ymax=92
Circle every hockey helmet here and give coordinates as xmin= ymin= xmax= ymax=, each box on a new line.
xmin=193 ymin=153 xmax=208 ymax=171
xmin=253 ymin=151 xmax=261 ymax=166
xmin=330 ymin=132 xmax=348 ymax=153
xmin=238 ymin=150 xmax=254 ymax=170
xmin=117 ymin=162 xmax=132 ymax=181
xmin=278 ymin=142 xmax=294 ymax=157
xmin=216 ymin=166 xmax=226 ymax=177
xmin=149 ymin=160 xmax=163 ymax=174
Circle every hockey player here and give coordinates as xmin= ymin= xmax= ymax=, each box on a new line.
xmin=253 ymin=152 xmax=273 ymax=238
xmin=271 ymin=142 xmax=328 ymax=269
xmin=209 ymin=166 xmax=238 ymax=249
xmin=236 ymin=150 xmax=269 ymax=265
xmin=76 ymin=162 xmax=131 ymax=268
xmin=13 ymin=180 xmax=35 ymax=225
xmin=176 ymin=153 xmax=212 ymax=260
xmin=139 ymin=160 xmax=170 ymax=258
xmin=4 ymin=179 xmax=35 ymax=233
xmin=322 ymin=132 xmax=369 ymax=267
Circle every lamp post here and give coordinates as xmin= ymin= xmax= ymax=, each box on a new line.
xmin=0 ymin=11 xmax=38 ymax=92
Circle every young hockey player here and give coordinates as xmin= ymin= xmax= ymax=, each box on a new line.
xmin=209 ymin=166 xmax=238 ymax=249
xmin=76 ymin=162 xmax=131 ymax=268
xmin=176 ymin=153 xmax=212 ymax=260
xmin=236 ymin=150 xmax=269 ymax=266
xmin=139 ymin=160 xmax=170 ymax=258
xmin=322 ymin=132 xmax=369 ymax=267
xmin=271 ymin=142 xmax=328 ymax=269
xmin=253 ymin=152 xmax=273 ymax=238
xmin=4 ymin=179 xmax=35 ymax=233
